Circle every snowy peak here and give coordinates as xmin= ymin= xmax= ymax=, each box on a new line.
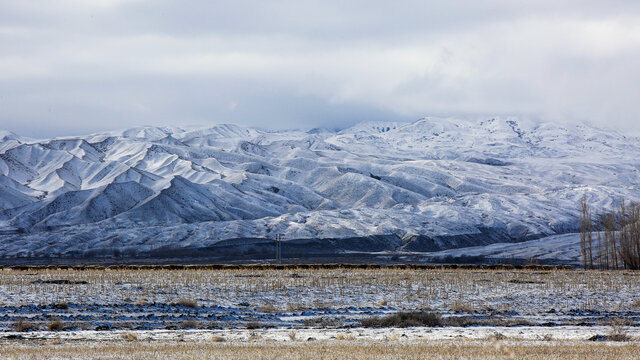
xmin=0 ymin=117 xmax=639 ymax=260
xmin=339 ymin=121 xmax=400 ymax=135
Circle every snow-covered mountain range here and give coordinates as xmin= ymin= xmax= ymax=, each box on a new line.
xmin=1 ymin=117 xmax=639 ymax=263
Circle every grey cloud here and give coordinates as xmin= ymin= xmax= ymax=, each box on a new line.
xmin=0 ymin=75 xmax=408 ymax=138
xmin=1 ymin=0 xmax=640 ymax=136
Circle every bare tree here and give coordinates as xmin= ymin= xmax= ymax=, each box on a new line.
xmin=581 ymin=198 xmax=640 ymax=270
xmin=580 ymin=197 xmax=594 ymax=269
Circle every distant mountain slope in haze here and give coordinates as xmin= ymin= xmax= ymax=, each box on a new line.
xmin=0 ymin=117 xmax=638 ymax=262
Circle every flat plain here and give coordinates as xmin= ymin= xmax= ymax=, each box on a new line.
xmin=1 ymin=267 xmax=639 ymax=359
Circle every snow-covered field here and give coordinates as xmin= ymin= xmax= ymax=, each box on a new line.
xmin=1 ymin=268 xmax=640 ymax=359
xmin=1 ymin=268 xmax=639 ymax=331
xmin=4 ymin=326 xmax=639 ymax=342
xmin=1 ymin=117 xmax=639 ymax=262
xmin=426 ymin=233 xmax=583 ymax=264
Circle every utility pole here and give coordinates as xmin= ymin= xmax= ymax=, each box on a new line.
xmin=275 ymin=233 xmax=282 ymax=264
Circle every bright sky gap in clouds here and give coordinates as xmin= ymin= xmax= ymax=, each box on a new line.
xmin=1 ymin=1 xmax=640 ymax=137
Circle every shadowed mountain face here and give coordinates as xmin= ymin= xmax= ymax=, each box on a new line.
xmin=0 ymin=118 xmax=639 ymax=261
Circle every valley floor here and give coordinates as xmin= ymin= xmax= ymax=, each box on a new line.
xmin=0 ymin=267 xmax=639 ymax=358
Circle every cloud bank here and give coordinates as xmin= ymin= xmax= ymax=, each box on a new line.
xmin=1 ymin=1 xmax=640 ymax=137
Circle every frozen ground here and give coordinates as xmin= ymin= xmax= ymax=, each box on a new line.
xmin=3 ymin=326 xmax=640 ymax=342
xmin=2 ymin=268 xmax=639 ymax=359
xmin=1 ymin=268 xmax=639 ymax=332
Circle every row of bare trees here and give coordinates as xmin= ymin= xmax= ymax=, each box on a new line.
xmin=580 ymin=197 xmax=640 ymax=270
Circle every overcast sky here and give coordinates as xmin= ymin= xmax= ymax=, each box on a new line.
xmin=1 ymin=1 xmax=640 ymax=137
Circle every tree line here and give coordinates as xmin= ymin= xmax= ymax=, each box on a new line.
xmin=580 ymin=197 xmax=640 ymax=270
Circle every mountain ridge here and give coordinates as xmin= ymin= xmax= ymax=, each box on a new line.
xmin=0 ymin=117 xmax=638 ymax=262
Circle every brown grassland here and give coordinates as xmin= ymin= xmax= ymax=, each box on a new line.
xmin=1 ymin=339 xmax=640 ymax=360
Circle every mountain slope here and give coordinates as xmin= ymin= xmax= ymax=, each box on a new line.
xmin=0 ymin=118 xmax=638 ymax=262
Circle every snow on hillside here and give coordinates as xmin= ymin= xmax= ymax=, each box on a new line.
xmin=0 ymin=117 xmax=639 ymax=262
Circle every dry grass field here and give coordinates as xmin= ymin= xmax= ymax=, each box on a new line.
xmin=1 ymin=339 xmax=640 ymax=360
xmin=0 ymin=267 xmax=639 ymax=358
